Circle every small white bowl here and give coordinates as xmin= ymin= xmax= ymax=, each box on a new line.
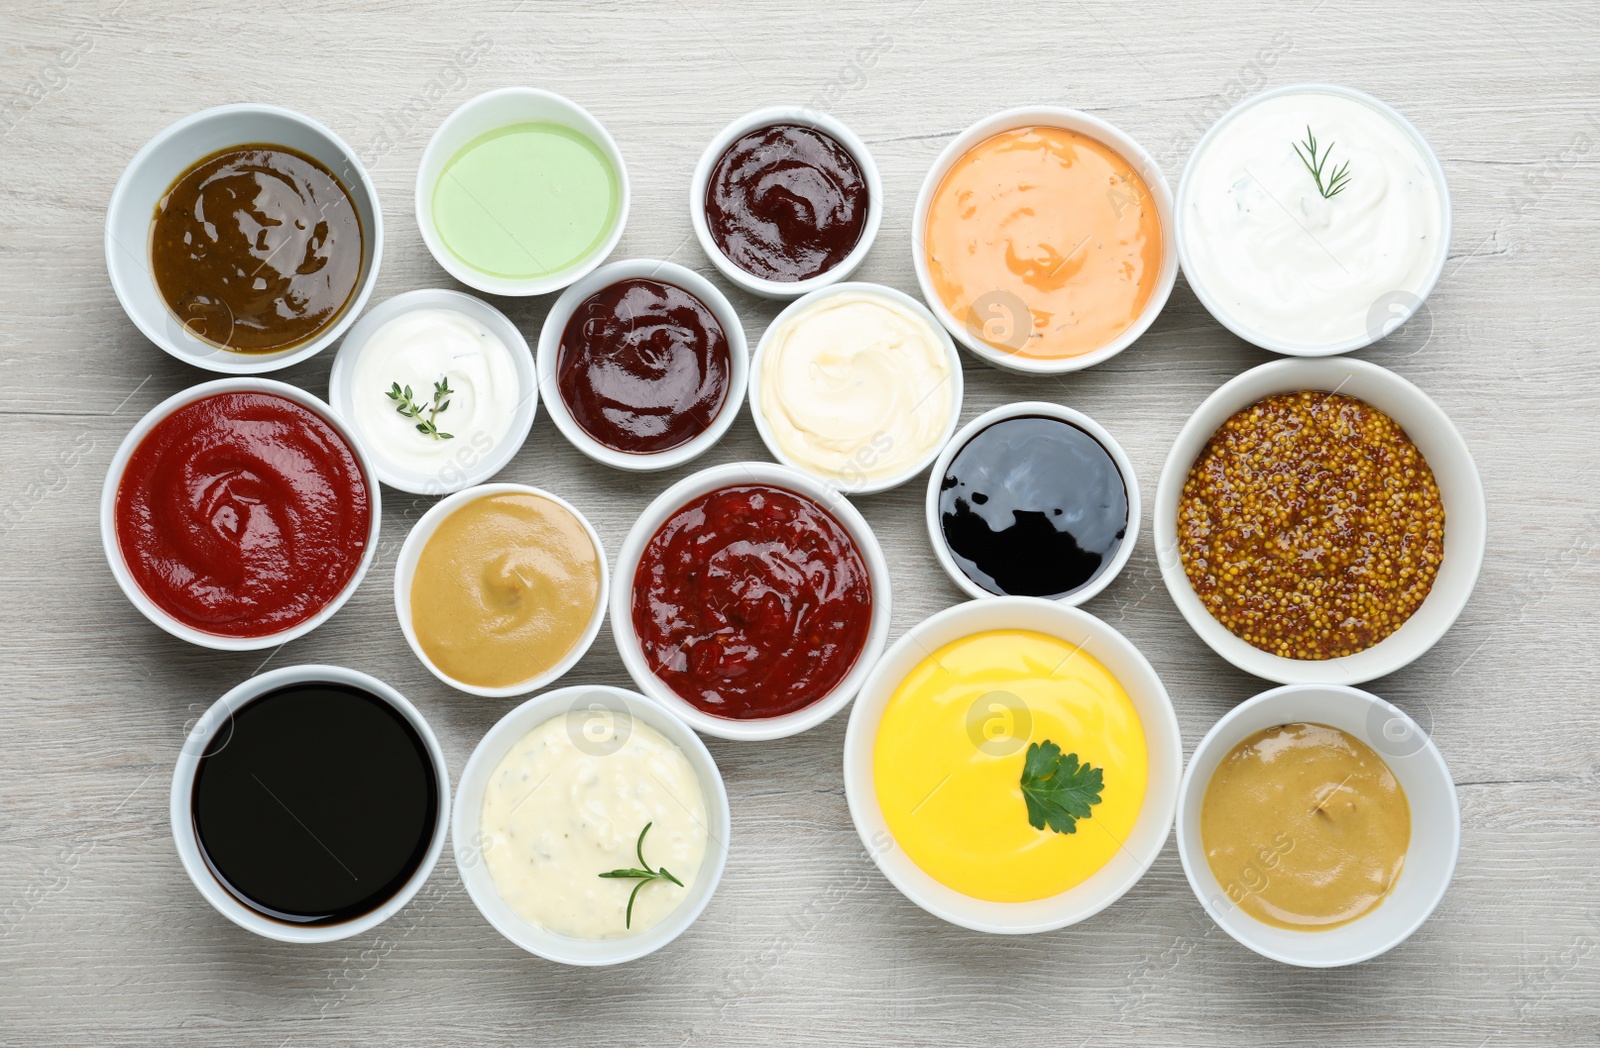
xmin=106 ymin=104 xmax=383 ymax=374
xmin=452 ymin=684 xmax=731 ymax=965
xmin=101 ymin=378 xmax=382 ymax=651
xmin=1176 ymin=83 xmax=1452 ymax=357
xmin=393 ymin=483 xmax=608 ymax=698
xmin=415 ymin=88 xmax=629 ymax=298
xmin=749 ymin=281 xmax=964 ymax=495
xmin=689 ymin=106 xmax=883 ymax=300
xmin=328 ymin=288 xmax=537 ymax=495
xmin=1153 ymin=357 xmax=1486 ymax=685
xmin=610 ymin=461 xmax=892 ymax=741
xmin=535 ymin=259 xmax=748 ymax=472
xmin=1175 ymin=683 xmax=1460 ymax=967
xmin=924 ymin=402 xmax=1140 ymax=606
xmin=911 ymin=107 xmax=1177 ymax=375
xmin=171 ymin=665 xmax=451 ymax=944
xmin=842 ymin=597 xmax=1182 ymax=933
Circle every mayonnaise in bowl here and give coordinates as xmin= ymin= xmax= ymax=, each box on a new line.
xmin=1178 ymin=85 xmax=1449 ymax=355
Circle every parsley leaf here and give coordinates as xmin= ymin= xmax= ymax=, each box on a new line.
xmin=1020 ymin=740 xmax=1104 ymax=835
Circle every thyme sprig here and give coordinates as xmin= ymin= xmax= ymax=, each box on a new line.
xmin=1293 ymin=125 xmax=1352 ymax=199
xmin=597 ymin=822 xmax=685 ymax=929
xmin=386 ymin=377 xmax=455 ymax=440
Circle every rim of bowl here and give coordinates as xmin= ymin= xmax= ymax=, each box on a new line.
xmin=170 ymin=664 xmax=451 ymax=944
xmin=910 ymin=106 xmax=1178 ymax=375
xmin=535 ymin=258 xmax=749 ymax=472
xmin=1175 ymin=82 xmax=1453 ymax=358
xmin=748 ymin=281 xmax=965 ymax=495
xmin=842 ymin=596 xmax=1182 ymax=933
xmin=105 ymin=103 xmax=384 ymax=375
xmin=100 ymin=378 xmax=383 ymax=651
xmin=392 ymin=483 xmax=610 ymax=698
xmin=451 ymin=684 xmax=731 ymax=965
xmin=609 ymin=461 xmax=893 ymax=741
xmin=327 ymin=287 xmax=538 ymax=494
xmin=923 ymin=401 xmax=1141 ymax=606
xmin=688 ymin=106 xmax=884 ymax=301
xmin=1153 ymin=357 xmax=1486 ymax=684
xmin=414 ymin=87 xmax=631 ymax=297
xmin=1174 ymin=683 xmax=1461 ymax=967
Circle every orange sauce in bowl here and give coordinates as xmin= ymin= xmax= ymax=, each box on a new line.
xmin=924 ymin=126 xmax=1162 ymax=360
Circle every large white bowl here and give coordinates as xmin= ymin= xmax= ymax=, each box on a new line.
xmin=923 ymin=401 xmax=1140 ymax=606
xmin=911 ymin=106 xmax=1177 ymax=375
xmin=327 ymin=287 xmax=538 ymax=495
xmin=689 ymin=106 xmax=883 ymax=300
xmin=452 ymin=684 xmax=731 ymax=966
xmin=1153 ymin=357 xmax=1486 ymax=685
xmin=171 ymin=665 xmax=450 ymax=944
xmin=1176 ymin=83 xmax=1452 ymax=357
xmin=106 ymin=104 xmax=383 ymax=374
xmin=416 ymin=87 xmax=630 ymax=297
xmin=842 ymin=597 xmax=1182 ymax=933
xmin=101 ymin=378 xmax=382 ymax=651
xmin=535 ymin=258 xmax=748 ymax=472
xmin=1175 ymin=683 xmax=1460 ymax=967
xmin=610 ymin=461 xmax=892 ymax=741
xmin=748 ymin=281 xmax=964 ymax=495
xmin=393 ymin=483 xmax=608 ymax=698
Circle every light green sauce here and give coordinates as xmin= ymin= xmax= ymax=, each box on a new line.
xmin=432 ymin=122 xmax=618 ymax=280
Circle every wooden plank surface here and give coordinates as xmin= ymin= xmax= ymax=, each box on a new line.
xmin=1 ymin=0 xmax=1597 ymax=1043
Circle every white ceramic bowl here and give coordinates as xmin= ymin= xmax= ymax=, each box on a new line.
xmin=535 ymin=259 xmax=748 ymax=472
xmin=911 ymin=107 xmax=1177 ymax=375
xmin=689 ymin=106 xmax=883 ymax=300
xmin=610 ymin=461 xmax=892 ymax=741
xmin=101 ymin=378 xmax=382 ymax=651
xmin=452 ymin=684 xmax=731 ymax=965
xmin=1175 ymin=683 xmax=1460 ymax=967
xmin=106 ymin=104 xmax=383 ymax=374
xmin=924 ymin=402 xmax=1140 ymax=606
xmin=749 ymin=281 xmax=964 ymax=495
xmin=1154 ymin=357 xmax=1486 ymax=685
xmin=843 ymin=597 xmax=1182 ymax=933
xmin=393 ymin=483 xmax=608 ymax=698
xmin=1176 ymin=83 xmax=1452 ymax=357
xmin=415 ymin=87 xmax=630 ymax=297
xmin=328 ymin=288 xmax=537 ymax=494
xmin=170 ymin=665 xmax=451 ymax=944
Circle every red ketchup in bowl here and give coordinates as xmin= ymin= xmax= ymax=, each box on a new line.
xmin=631 ymin=484 xmax=872 ymax=719
xmin=115 ymin=391 xmax=371 ymax=638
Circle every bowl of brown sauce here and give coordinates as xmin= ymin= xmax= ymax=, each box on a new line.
xmin=106 ymin=104 xmax=382 ymax=374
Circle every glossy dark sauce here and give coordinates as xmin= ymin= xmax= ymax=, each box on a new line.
xmin=938 ymin=415 xmax=1129 ymax=600
xmin=557 ymin=277 xmax=731 ymax=454
xmin=151 ymin=144 xmax=363 ymax=353
xmin=704 ymin=123 xmax=867 ymax=283
xmin=191 ymin=682 xmax=437 ymax=925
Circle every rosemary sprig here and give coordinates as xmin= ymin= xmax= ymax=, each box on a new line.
xmin=385 ymin=377 xmax=455 ymax=440
xmin=597 ymin=822 xmax=685 ymax=929
xmin=1293 ymin=125 xmax=1352 ymax=199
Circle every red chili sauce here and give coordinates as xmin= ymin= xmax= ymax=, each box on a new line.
xmin=631 ymin=484 xmax=872 ymax=719
xmin=557 ymin=277 xmax=731 ymax=454
xmin=115 ymin=391 xmax=372 ymax=637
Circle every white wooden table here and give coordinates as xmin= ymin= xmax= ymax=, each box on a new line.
xmin=2 ymin=1 xmax=1597 ymax=1043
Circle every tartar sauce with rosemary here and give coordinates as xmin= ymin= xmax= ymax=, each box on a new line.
xmin=479 ymin=713 xmax=708 ymax=939
xmin=1180 ymin=88 xmax=1446 ymax=351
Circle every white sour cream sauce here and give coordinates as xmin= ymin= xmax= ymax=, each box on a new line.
xmin=1181 ymin=90 xmax=1446 ymax=350
xmin=349 ymin=307 xmax=520 ymax=478
xmin=480 ymin=713 xmax=708 ymax=939
xmin=758 ymin=290 xmax=954 ymax=487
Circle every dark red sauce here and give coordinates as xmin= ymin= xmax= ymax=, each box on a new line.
xmin=704 ymin=123 xmax=868 ymax=283
xmin=115 ymin=391 xmax=372 ymax=638
xmin=557 ymin=277 xmax=732 ymax=454
xmin=631 ymin=484 xmax=873 ymax=719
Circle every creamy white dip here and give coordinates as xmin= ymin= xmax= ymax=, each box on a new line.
xmin=1180 ymin=89 xmax=1446 ymax=350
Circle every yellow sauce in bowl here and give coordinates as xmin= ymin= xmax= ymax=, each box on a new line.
xmin=872 ymin=629 xmax=1148 ymax=902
